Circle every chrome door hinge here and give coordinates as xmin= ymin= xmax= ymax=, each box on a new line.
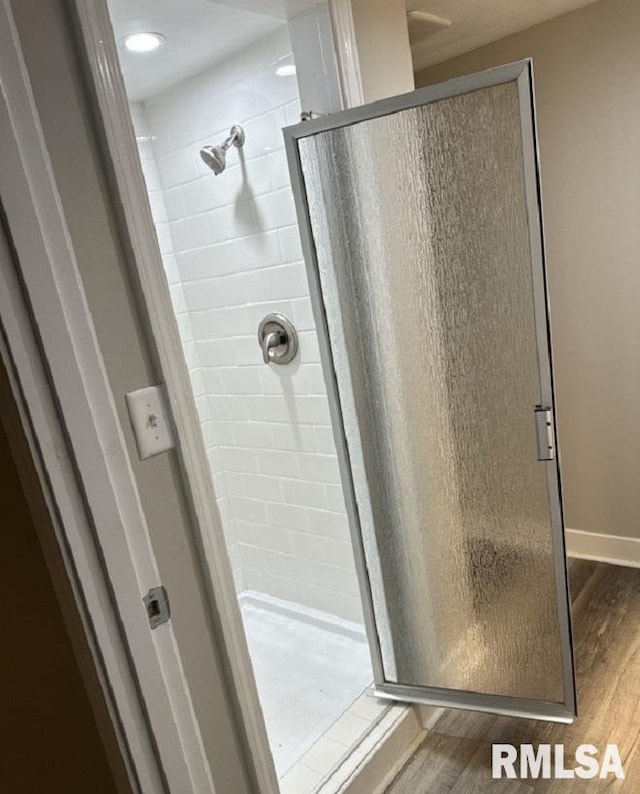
xmin=534 ymin=406 xmax=555 ymax=461
xmin=143 ymin=586 xmax=170 ymax=629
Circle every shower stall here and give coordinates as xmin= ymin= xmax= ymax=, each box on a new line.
xmin=109 ymin=1 xmax=385 ymax=788
xmin=95 ymin=0 xmax=576 ymax=788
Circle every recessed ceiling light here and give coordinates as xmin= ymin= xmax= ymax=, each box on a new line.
xmin=123 ymin=32 xmax=165 ymax=53
xmin=275 ymin=64 xmax=296 ymax=77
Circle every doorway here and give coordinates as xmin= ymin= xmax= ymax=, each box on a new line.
xmin=104 ymin=1 xmax=388 ymax=789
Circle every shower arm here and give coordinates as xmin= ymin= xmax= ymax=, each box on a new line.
xmin=220 ymin=132 xmax=237 ymax=152
xmin=221 ymin=126 xmax=244 ymax=152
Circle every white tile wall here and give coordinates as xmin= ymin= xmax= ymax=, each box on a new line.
xmin=132 ymin=29 xmax=363 ymax=623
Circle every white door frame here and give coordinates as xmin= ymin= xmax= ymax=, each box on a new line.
xmin=0 ymin=2 xmax=217 ymax=791
xmin=72 ymin=1 xmax=281 ymax=790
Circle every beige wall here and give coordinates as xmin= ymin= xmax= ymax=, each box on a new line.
xmin=416 ymin=0 xmax=640 ymax=540
xmin=351 ymin=0 xmax=415 ymax=101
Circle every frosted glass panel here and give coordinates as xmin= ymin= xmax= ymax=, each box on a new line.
xmin=298 ymin=82 xmax=565 ymax=703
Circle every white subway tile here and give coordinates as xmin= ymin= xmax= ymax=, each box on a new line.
xmin=282 ymin=478 xmax=327 ymax=509
xmin=244 ymin=395 xmax=295 ymax=423
xmin=297 ymin=330 xmax=321 ymax=363
xmin=303 ymin=363 xmax=327 ymax=395
xmin=252 ymin=63 xmax=299 ymax=111
xmin=212 ymin=471 xmax=227 ymax=497
xmin=163 ymin=187 xmax=186 ymax=221
xmin=306 ymin=508 xmax=351 ymax=539
xmin=225 ymin=471 xmax=245 ymax=496
xmin=202 ymin=368 xmax=224 ymax=393
xmin=178 ymin=243 xmax=229 ymax=281
xmin=252 ymin=187 xmax=297 ymax=230
xmin=182 ymin=340 xmax=199 ymax=369
xmin=162 ymin=253 xmax=180 ymax=285
xmin=233 ymin=421 xmax=273 ymax=450
xmin=284 ymin=98 xmax=302 ymax=126
xmin=140 ymin=159 xmax=161 ymax=192
xmin=234 ymin=519 xmax=253 ymax=543
xmin=207 ymin=203 xmax=254 ymax=243
xmin=169 ymin=284 xmax=187 ymax=313
xmin=214 ymin=83 xmax=260 ymax=132
xmin=218 ymin=446 xmax=260 ymax=473
xmin=294 ymin=395 xmax=331 ymax=425
xmin=175 ymin=312 xmax=194 ymax=343
xmin=271 ymin=422 xmax=317 ymax=452
xmin=184 ymin=273 xmax=261 ymax=311
xmin=243 ymin=473 xmax=284 ymax=502
xmin=267 ymin=148 xmax=291 ymax=191
xmin=242 ymin=108 xmax=287 ymax=160
xmin=289 ymin=532 xmax=355 ymax=569
xmin=260 ymin=262 xmax=308 ymax=300
xmin=297 ymin=452 xmax=341 ymax=484
xmin=201 ymin=420 xmax=217 ymax=449
xmin=291 ymin=297 xmax=316 ymax=330
xmin=245 ymin=300 xmax=294 ymax=329
xmin=278 ymin=225 xmax=303 ymax=264
xmin=259 ymin=366 xmax=307 ymax=396
xmin=212 ymin=420 xmax=237 ymax=446
xmin=191 ymin=307 xmax=250 ymax=339
xmin=195 ymin=394 xmax=210 ymax=423
xmin=209 ymin=395 xmax=248 ymax=421
xmin=154 ymin=222 xmax=173 ymax=255
xmin=158 ymin=147 xmax=199 ymax=189
xmin=267 ymin=501 xmax=308 ymax=532
xmin=229 ymin=496 xmax=268 ymax=523
xmin=196 ymin=339 xmax=237 ymax=367
xmin=325 ymin=484 xmax=347 ymax=514
xmin=148 ymin=190 xmax=168 ymax=223
xmin=256 ymin=448 xmax=299 ymax=477
xmin=233 ymin=335 xmax=261 ymax=365
xmin=315 ymin=426 xmax=338 ymax=454
xmin=170 ymin=216 xmax=210 ymax=252
xmin=219 ymin=366 xmax=262 ymax=394
xmin=224 ymin=156 xmax=272 ymax=197
xmin=182 ymin=174 xmax=229 ymax=214
xmin=251 ymin=523 xmax=291 ymax=553
xmin=232 ymin=565 xmax=245 ymax=593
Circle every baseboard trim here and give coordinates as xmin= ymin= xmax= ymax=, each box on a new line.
xmin=566 ymin=528 xmax=640 ymax=569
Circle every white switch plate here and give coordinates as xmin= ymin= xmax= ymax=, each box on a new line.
xmin=125 ymin=385 xmax=175 ymax=460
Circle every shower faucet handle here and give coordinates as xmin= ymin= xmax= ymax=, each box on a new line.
xmin=261 ymin=331 xmax=284 ymax=364
xmin=257 ymin=313 xmax=298 ymax=365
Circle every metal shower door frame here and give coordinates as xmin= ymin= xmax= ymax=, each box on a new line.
xmin=284 ymin=59 xmax=576 ymax=723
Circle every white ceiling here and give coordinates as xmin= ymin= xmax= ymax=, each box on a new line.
xmin=407 ymin=0 xmax=601 ymax=72
xmin=108 ymin=0 xmax=603 ymax=100
xmin=106 ymin=0 xmax=286 ymax=100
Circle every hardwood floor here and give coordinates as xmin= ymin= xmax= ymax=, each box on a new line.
xmin=387 ymin=560 xmax=640 ymax=792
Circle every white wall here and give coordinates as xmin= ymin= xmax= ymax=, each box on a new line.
xmin=415 ymin=0 xmax=640 ymax=546
xmin=133 ymin=28 xmax=363 ymax=623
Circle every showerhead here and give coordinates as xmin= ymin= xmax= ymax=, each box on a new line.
xmin=200 ymin=145 xmax=227 ymax=175
xmin=200 ymin=125 xmax=245 ymax=175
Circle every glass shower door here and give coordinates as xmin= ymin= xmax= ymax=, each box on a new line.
xmin=285 ymin=61 xmax=576 ymax=722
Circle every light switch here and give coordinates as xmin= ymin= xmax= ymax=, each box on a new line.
xmin=125 ymin=385 xmax=175 ymax=460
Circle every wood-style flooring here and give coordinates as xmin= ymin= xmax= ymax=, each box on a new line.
xmin=387 ymin=560 xmax=640 ymax=792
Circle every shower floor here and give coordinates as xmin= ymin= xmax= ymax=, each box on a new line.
xmin=240 ymin=591 xmax=373 ymax=778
